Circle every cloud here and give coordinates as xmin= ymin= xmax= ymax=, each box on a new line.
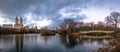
xmin=59 ymin=7 xmax=86 ymax=19
xmin=24 ymin=12 xmax=52 ymax=28
xmin=0 ymin=13 xmax=14 ymax=25
xmin=0 ymin=0 xmax=120 ymax=27
xmin=81 ymin=6 xmax=111 ymax=23
xmin=0 ymin=0 xmax=89 ymax=27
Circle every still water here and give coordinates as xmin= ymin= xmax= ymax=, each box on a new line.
xmin=0 ymin=34 xmax=110 ymax=52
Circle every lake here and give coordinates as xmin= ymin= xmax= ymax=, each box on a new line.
xmin=0 ymin=34 xmax=110 ymax=52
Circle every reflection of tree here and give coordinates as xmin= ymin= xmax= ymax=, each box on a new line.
xmin=43 ymin=36 xmax=49 ymax=44
xmin=15 ymin=34 xmax=24 ymax=52
xmin=67 ymin=35 xmax=78 ymax=48
xmin=59 ymin=35 xmax=67 ymax=45
xmin=41 ymin=36 xmax=52 ymax=44
xmin=59 ymin=34 xmax=110 ymax=49
xmin=59 ymin=35 xmax=78 ymax=48
xmin=78 ymin=38 xmax=86 ymax=44
xmin=80 ymin=38 xmax=109 ymax=45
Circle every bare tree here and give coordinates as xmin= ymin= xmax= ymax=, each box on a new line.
xmin=59 ymin=18 xmax=77 ymax=33
xmin=90 ymin=22 xmax=95 ymax=30
xmin=105 ymin=12 xmax=120 ymax=29
xmin=97 ymin=21 xmax=105 ymax=30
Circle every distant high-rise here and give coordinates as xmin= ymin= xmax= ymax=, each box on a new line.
xmin=14 ymin=16 xmax=24 ymax=29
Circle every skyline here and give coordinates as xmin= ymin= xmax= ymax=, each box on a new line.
xmin=0 ymin=0 xmax=120 ymax=28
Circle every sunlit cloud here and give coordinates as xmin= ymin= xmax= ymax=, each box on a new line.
xmin=59 ymin=7 xmax=85 ymax=20
xmin=81 ymin=6 xmax=111 ymax=23
xmin=0 ymin=17 xmax=5 ymax=25
xmin=59 ymin=7 xmax=81 ymax=18
xmin=25 ymin=12 xmax=52 ymax=28
xmin=0 ymin=13 xmax=13 ymax=25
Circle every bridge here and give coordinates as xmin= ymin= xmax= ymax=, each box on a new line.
xmin=71 ymin=30 xmax=114 ymax=36
xmin=80 ymin=30 xmax=114 ymax=35
xmin=78 ymin=30 xmax=114 ymax=38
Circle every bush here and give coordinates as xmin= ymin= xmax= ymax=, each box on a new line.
xmin=40 ymin=29 xmax=55 ymax=35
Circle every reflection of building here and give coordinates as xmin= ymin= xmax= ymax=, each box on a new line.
xmin=15 ymin=34 xmax=24 ymax=51
xmin=3 ymin=24 xmax=13 ymax=28
xmin=14 ymin=16 xmax=24 ymax=29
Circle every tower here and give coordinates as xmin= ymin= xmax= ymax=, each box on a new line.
xmin=14 ymin=16 xmax=24 ymax=29
xmin=15 ymin=16 xmax=18 ymax=25
xmin=20 ymin=17 xmax=23 ymax=26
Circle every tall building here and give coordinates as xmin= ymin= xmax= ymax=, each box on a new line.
xmin=14 ymin=16 xmax=24 ymax=29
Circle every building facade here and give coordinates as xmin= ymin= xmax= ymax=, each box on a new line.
xmin=14 ymin=16 xmax=24 ymax=29
xmin=3 ymin=24 xmax=13 ymax=28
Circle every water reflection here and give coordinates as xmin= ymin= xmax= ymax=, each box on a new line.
xmin=0 ymin=34 xmax=111 ymax=52
xmin=60 ymin=35 xmax=78 ymax=48
xmin=0 ymin=35 xmax=14 ymax=52
xmin=15 ymin=35 xmax=24 ymax=52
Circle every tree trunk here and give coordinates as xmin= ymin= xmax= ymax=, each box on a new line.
xmin=115 ymin=23 xmax=117 ymax=30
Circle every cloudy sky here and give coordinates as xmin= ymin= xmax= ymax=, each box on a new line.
xmin=0 ymin=0 xmax=120 ymax=28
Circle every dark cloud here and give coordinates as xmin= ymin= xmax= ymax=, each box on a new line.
xmin=0 ymin=0 xmax=38 ymax=16
xmin=0 ymin=0 xmax=83 ymax=15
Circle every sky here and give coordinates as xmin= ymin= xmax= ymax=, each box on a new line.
xmin=0 ymin=0 xmax=120 ymax=28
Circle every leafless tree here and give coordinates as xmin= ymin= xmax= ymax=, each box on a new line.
xmin=59 ymin=18 xmax=77 ymax=33
xmin=97 ymin=21 xmax=105 ymax=30
xmin=105 ymin=12 xmax=120 ymax=29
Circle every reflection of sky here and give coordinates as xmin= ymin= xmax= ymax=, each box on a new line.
xmin=0 ymin=34 xmax=110 ymax=52
xmin=83 ymin=42 xmax=103 ymax=51
xmin=0 ymin=0 xmax=120 ymax=28
xmin=0 ymin=39 xmax=3 ymax=49
xmin=0 ymin=35 xmax=15 ymax=51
